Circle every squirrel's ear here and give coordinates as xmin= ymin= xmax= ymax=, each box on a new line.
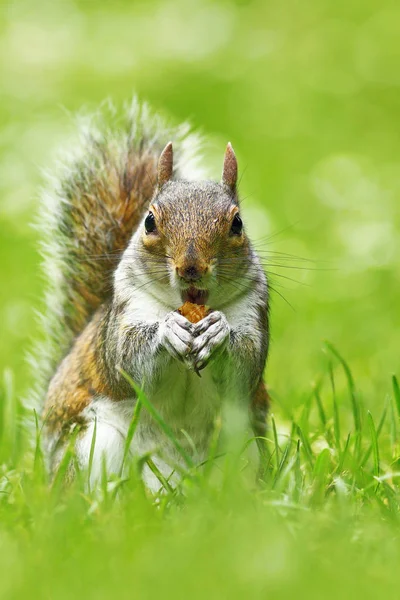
xmin=157 ymin=142 xmax=174 ymax=187
xmin=222 ymin=142 xmax=238 ymax=192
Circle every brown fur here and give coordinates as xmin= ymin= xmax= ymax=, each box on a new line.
xmin=60 ymin=151 xmax=158 ymax=338
xmin=43 ymin=306 xmax=113 ymax=435
xmin=250 ymin=380 xmax=270 ymax=479
xmin=250 ymin=380 xmax=270 ymax=438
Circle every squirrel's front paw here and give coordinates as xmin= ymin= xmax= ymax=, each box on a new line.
xmin=190 ymin=311 xmax=230 ymax=372
xmin=159 ymin=312 xmax=194 ymax=362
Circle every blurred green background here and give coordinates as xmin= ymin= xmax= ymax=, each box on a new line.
xmin=1 ymin=2 xmax=400 ymax=598
xmin=0 ymin=0 xmax=399 ymax=404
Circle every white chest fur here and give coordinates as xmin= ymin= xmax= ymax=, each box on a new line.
xmin=147 ymin=360 xmax=222 ymax=449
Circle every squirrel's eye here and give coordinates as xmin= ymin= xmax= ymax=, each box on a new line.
xmin=145 ymin=212 xmax=156 ymax=233
xmin=230 ymin=213 xmax=243 ymax=236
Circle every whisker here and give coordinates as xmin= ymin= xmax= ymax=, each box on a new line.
xmin=218 ymin=259 xmax=325 ymax=272
xmin=217 ymin=276 xmax=253 ymax=297
xmin=110 ymin=273 xmax=170 ymax=295
xmin=268 ymin=283 xmax=295 ymax=311
xmin=251 ymin=222 xmax=300 ymax=246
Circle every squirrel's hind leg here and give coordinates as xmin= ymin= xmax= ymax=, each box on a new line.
xmin=72 ymin=423 xmax=178 ymax=494
xmin=47 ymin=420 xmax=126 ymax=490
xmin=75 ymin=419 xmax=126 ymax=489
xmin=48 ymin=398 xmax=129 ymax=490
xmin=49 ymin=398 xmax=178 ymax=494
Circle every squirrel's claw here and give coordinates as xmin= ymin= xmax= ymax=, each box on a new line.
xmin=189 ymin=311 xmax=230 ymax=372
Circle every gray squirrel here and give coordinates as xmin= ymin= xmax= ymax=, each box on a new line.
xmin=37 ymin=100 xmax=269 ymax=490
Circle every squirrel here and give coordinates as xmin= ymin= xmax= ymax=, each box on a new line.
xmin=37 ymin=100 xmax=270 ymax=491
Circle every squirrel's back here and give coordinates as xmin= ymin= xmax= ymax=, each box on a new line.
xmin=32 ymin=99 xmax=207 ymax=405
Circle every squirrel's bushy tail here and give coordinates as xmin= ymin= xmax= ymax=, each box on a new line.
xmin=30 ymin=98 xmax=206 ymax=408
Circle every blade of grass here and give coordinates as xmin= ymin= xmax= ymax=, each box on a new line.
xmin=146 ymin=457 xmax=174 ymax=494
xmin=274 ymin=455 xmax=298 ymax=492
xmin=293 ymin=440 xmax=302 ymax=503
xmin=299 ymin=391 xmax=313 ymax=438
xmin=311 ymin=448 xmax=331 ymax=506
xmin=180 ymin=429 xmax=199 ymax=461
xmin=101 ymin=453 xmax=109 ymax=508
xmin=329 ymin=362 xmax=341 ymax=455
xmin=273 ymin=424 xmax=295 ymax=488
xmin=51 ymin=425 xmax=81 ymax=498
xmin=254 ymin=436 xmax=272 ymax=483
xmin=389 ymin=396 xmax=397 ymax=449
xmin=271 ymin=415 xmax=280 ymax=471
xmin=119 ymin=398 xmax=143 ymax=477
xmin=87 ymin=417 xmax=97 ymax=493
xmin=367 ymin=411 xmax=380 ymax=479
xmin=314 ymin=382 xmax=333 ymax=446
xmin=297 ymin=424 xmax=314 ymax=470
xmin=325 ymin=343 xmax=361 ymax=455
xmin=381 ymin=482 xmax=400 ymax=523
xmin=392 ymin=375 xmax=400 ymax=419
xmin=119 ymin=369 xmax=194 ymax=469
xmin=314 ymin=383 xmax=327 ymax=429
xmin=337 ymin=433 xmax=351 ymax=473
xmin=360 ymin=403 xmax=387 ymax=468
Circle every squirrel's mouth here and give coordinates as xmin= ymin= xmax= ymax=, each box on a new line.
xmin=181 ymin=286 xmax=209 ymax=305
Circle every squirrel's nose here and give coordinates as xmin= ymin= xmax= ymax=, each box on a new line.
xmin=177 ymin=265 xmax=204 ymax=282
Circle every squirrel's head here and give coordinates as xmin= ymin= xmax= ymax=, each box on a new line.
xmin=133 ymin=142 xmax=253 ymax=307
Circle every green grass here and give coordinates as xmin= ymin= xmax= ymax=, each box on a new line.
xmin=1 ymin=356 xmax=400 ymax=598
xmin=1 ymin=0 xmax=400 ymax=596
